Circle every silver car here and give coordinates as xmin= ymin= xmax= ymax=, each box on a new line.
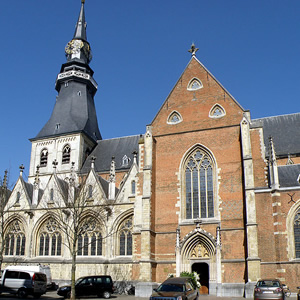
xmin=254 ymin=279 xmax=285 ymax=300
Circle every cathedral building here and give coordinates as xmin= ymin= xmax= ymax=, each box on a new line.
xmin=3 ymin=1 xmax=300 ymax=297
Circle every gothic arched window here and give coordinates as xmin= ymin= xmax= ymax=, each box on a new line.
xmin=184 ymin=148 xmax=215 ymax=219
xmin=62 ymin=144 xmax=71 ymax=164
xmin=209 ymin=104 xmax=226 ymax=118
xmin=40 ymin=148 xmax=48 ymax=167
xmin=77 ymin=218 xmax=102 ymax=256
xmin=167 ymin=111 xmax=183 ymax=125
xmin=4 ymin=220 xmax=26 ymax=256
xmin=187 ymin=78 xmax=203 ymax=91
xmin=131 ymin=181 xmax=136 ymax=195
xmin=16 ymin=192 xmax=20 ymax=204
xmin=119 ymin=217 xmax=133 ymax=256
xmin=88 ymin=185 xmax=93 ymax=198
xmin=38 ymin=218 xmax=62 ymax=256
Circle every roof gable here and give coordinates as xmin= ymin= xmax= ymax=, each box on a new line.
xmin=151 ymin=56 xmax=245 ymax=136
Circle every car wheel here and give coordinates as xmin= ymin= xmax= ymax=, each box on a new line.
xmin=18 ymin=288 xmax=27 ymax=299
xmin=65 ymin=291 xmax=71 ymax=299
xmin=33 ymin=293 xmax=42 ymax=299
xmin=103 ymin=291 xmax=111 ymax=299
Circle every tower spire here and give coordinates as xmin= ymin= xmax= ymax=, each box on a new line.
xmin=73 ymin=0 xmax=87 ymax=41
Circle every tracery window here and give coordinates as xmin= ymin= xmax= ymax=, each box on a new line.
xmin=39 ymin=218 xmax=62 ymax=256
xmin=184 ymin=148 xmax=214 ymax=219
xmin=40 ymin=148 xmax=48 ymax=167
xmin=77 ymin=218 xmax=102 ymax=256
xmin=209 ymin=104 xmax=226 ymax=118
xmin=167 ymin=111 xmax=182 ymax=125
xmin=187 ymin=78 xmax=203 ymax=91
xmin=62 ymin=144 xmax=71 ymax=164
xmin=4 ymin=220 xmax=26 ymax=256
xmin=119 ymin=217 xmax=133 ymax=256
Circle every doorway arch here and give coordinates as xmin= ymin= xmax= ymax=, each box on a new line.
xmin=192 ymin=262 xmax=209 ymax=294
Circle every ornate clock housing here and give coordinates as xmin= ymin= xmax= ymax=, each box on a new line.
xmin=65 ymin=39 xmax=84 ymax=55
xmin=65 ymin=39 xmax=92 ymax=63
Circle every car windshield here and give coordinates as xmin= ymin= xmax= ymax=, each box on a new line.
xmin=257 ymin=281 xmax=280 ymax=287
xmin=157 ymin=284 xmax=184 ymax=292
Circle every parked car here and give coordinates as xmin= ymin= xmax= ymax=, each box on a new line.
xmin=254 ymin=279 xmax=285 ymax=300
xmin=150 ymin=277 xmax=198 ymax=300
xmin=0 ymin=269 xmax=47 ymax=298
xmin=296 ymin=285 xmax=300 ymax=300
xmin=57 ymin=275 xmax=113 ymax=299
xmin=4 ymin=265 xmax=53 ymax=289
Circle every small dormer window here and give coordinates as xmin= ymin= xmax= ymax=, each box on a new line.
xmin=62 ymin=145 xmax=71 ymax=164
xmin=55 ymin=123 xmax=60 ymax=130
xmin=122 ymin=155 xmax=131 ymax=167
xmin=187 ymin=78 xmax=203 ymax=91
xmin=77 ymin=91 xmax=81 ymax=96
xmin=40 ymin=148 xmax=48 ymax=167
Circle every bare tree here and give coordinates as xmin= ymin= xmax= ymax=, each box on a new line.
xmin=50 ymin=162 xmax=115 ymax=300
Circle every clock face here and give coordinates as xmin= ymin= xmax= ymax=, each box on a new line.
xmin=65 ymin=39 xmax=84 ymax=55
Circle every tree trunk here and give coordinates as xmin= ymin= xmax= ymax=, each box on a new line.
xmin=70 ymin=242 xmax=77 ymax=300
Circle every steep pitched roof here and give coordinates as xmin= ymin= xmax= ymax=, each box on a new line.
xmin=81 ymin=135 xmax=140 ymax=174
xmin=251 ymin=113 xmax=300 ymax=157
xmin=278 ymin=164 xmax=300 ymax=188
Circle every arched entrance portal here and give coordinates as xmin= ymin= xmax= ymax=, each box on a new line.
xmin=192 ymin=262 xmax=209 ymax=294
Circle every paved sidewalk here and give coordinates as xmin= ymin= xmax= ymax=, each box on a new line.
xmin=44 ymin=290 xmax=298 ymax=300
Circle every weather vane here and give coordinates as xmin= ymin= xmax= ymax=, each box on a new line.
xmin=81 ymin=0 xmax=85 ymax=3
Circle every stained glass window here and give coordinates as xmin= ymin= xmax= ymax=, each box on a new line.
xmin=185 ymin=149 xmax=214 ymax=219
xmin=119 ymin=217 xmax=133 ymax=256
xmin=39 ymin=219 xmax=62 ymax=256
xmin=4 ymin=220 xmax=26 ymax=256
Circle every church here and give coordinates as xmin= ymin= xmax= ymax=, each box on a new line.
xmin=2 ymin=0 xmax=300 ymax=297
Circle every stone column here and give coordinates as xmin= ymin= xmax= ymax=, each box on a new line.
xmin=240 ymin=115 xmax=261 ymax=283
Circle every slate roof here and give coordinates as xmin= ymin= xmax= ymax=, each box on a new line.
xmin=278 ymin=164 xmax=300 ymax=188
xmin=251 ymin=113 xmax=300 ymax=157
xmin=98 ymin=176 xmax=119 ymax=199
xmin=81 ymin=135 xmax=141 ymax=174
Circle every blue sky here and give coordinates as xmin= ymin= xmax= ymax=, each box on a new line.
xmin=1 ymin=0 xmax=300 ymax=185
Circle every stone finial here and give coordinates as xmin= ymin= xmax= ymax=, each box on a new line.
xmin=194 ymin=218 xmax=202 ymax=229
xmin=109 ymin=156 xmax=116 ymax=183
xmin=3 ymin=170 xmax=8 ymax=188
xmin=188 ymin=43 xmax=199 ymax=57
xmin=133 ymin=151 xmax=138 ymax=164
xmin=19 ymin=165 xmax=25 ymax=177
xmin=34 ymin=166 xmax=40 ymax=188
xmin=91 ymin=156 xmax=96 ymax=169
xmin=69 ymin=162 xmax=76 ymax=186
xmin=52 ymin=159 xmax=58 ymax=173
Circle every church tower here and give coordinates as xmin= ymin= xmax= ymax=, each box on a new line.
xmin=28 ymin=0 xmax=101 ymax=188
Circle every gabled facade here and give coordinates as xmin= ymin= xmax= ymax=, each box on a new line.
xmin=2 ymin=1 xmax=300 ymax=298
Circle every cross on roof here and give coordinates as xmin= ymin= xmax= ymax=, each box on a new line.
xmin=188 ymin=43 xmax=199 ymax=56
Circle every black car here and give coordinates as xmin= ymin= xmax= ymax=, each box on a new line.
xmin=57 ymin=275 xmax=113 ymax=299
xmin=150 ymin=277 xmax=198 ymax=300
